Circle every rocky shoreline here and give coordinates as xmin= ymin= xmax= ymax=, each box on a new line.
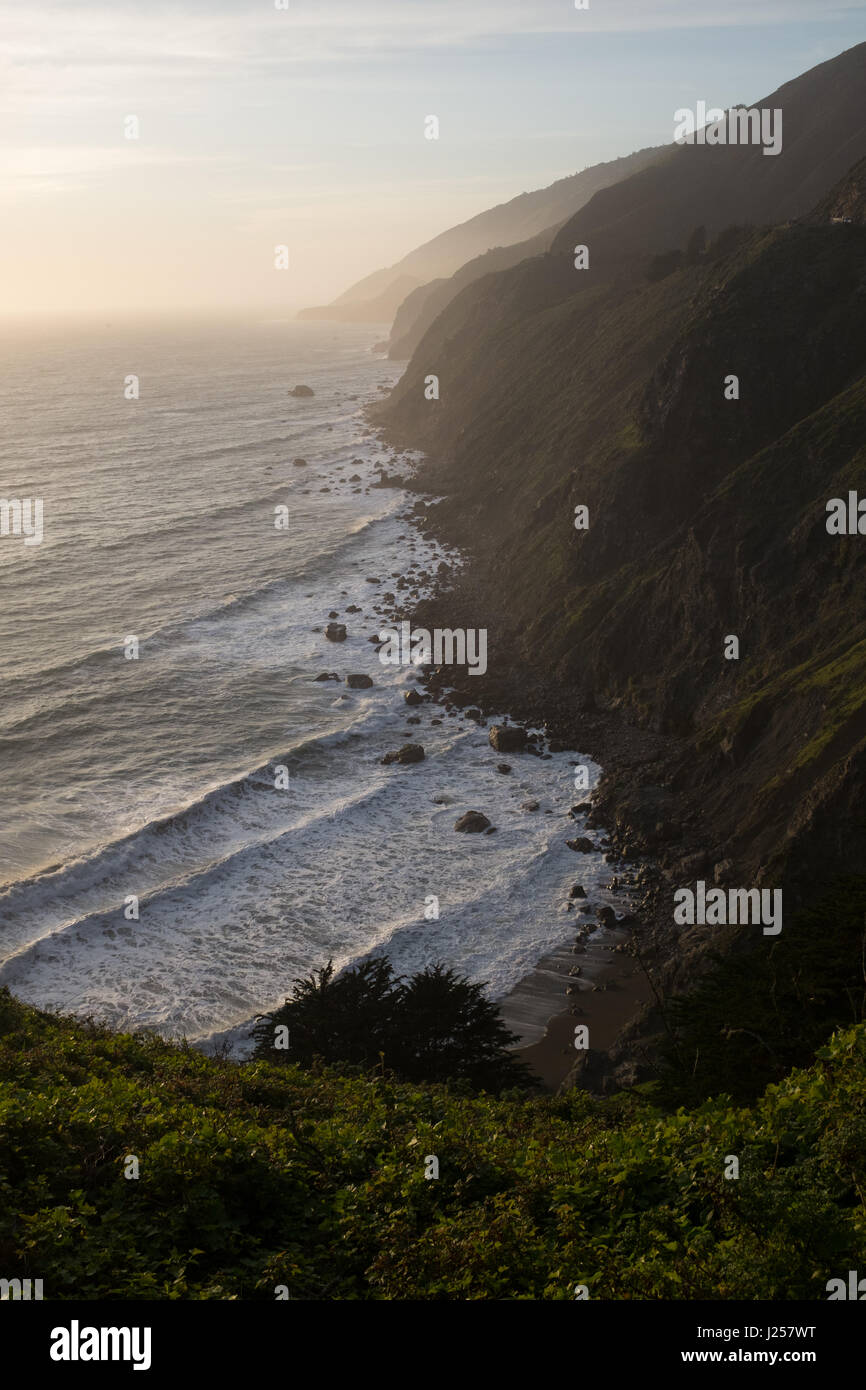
xmin=362 ymin=447 xmax=753 ymax=1095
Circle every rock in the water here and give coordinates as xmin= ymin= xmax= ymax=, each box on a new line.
xmin=314 ymin=672 xmax=340 ymax=682
xmin=566 ymin=837 xmax=595 ymax=853
xmin=289 ymin=385 xmax=315 ymax=397
xmin=404 ymin=688 xmax=423 ymax=706
xmin=454 ymin=811 xmax=492 ymax=833
xmin=521 ymin=800 xmax=540 ymax=812
xmin=496 ymin=763 xmax=512 ymax=774
xmin=292 ymin=457 xmax=308 ymax=467
xmin=597 ymin=906 xmax=616 ymax=926
xmin=488 ymin=724 xmax=528 ymax=753
xmin=346 ymin=674 xmax=373 ymax=689
xmin=382 ymin=743 xmax=425 ymax=766
xmin=569 ymin=884 xmax=587 ymax=899
xmin=325 ymin=622 xmax=347 ymax=642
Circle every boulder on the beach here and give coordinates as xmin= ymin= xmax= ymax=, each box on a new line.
xmin=289 ymin=384 xmax=315 ymax=397
xmin=454 ymin=811 xmax=492 ymax=833
xmin=382 ymin=743 xmax=425 ymax=766
xmin=488 ymin=724 xmax=528 ymax=753
xmin=346 ymin=674 xmax=374 ymax=689
xmin=292 ymin=457 xmax=308 ymax=467
xmin=404 ymin=688 xmax=424 ymax=706
xmin=569 ymin=884 xmax=587 ymax=898
xmin=566 ymin=837 xmax=595 ymax=853
xmin=325 ymin=622 xmax=347 ymax=642
xmin=314 ymin=672 xmax=340 ymax=682
xmin=597 ymin=906 xmax=616 ymax=926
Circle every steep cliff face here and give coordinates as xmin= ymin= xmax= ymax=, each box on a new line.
xmin=387 ymin=226 xmax=557 ymax=359
xmin=374 ymin=114 xmax=866 ymax=902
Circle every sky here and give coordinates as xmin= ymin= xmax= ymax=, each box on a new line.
xmin=1 ymin=0 xmax=865 ymax=319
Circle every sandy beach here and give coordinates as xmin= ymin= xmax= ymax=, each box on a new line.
xmin=501 ymin=917 xmax=654 ymax=1090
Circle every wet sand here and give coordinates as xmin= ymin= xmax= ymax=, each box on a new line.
xmin=500 ymin=920 xmax=653 ymax=1091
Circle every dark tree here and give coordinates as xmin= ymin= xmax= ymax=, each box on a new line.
xmin=389 ymin=964 xmax=532 ymax=1091
xmin=252 ymin=958 xmax=536 ymax=1092
xmin=252 ymin=957 xmax=395 ymax=1069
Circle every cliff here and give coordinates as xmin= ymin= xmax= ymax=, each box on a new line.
xmin=374 ymin=43 xmax=866 ymax=932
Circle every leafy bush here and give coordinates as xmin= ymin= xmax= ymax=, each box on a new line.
xmin=0 ymin=988 xmax=864 ymax=1299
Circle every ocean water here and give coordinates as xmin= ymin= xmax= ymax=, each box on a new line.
xmin=0 ymin=317 xmax=610 ymax=1049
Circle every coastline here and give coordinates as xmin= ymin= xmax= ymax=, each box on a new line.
xmin=502 ymin=923 xmax=654 ymax=1092
xmin=369 ymin=428 xmax=715 ymax=1096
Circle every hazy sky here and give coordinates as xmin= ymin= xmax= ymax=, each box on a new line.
xmin=2 ymin=0 xmax=864 ymax=318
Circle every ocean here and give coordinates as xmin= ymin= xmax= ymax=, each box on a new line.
xmin=0 ymin=317 xmax=609 ymax=1051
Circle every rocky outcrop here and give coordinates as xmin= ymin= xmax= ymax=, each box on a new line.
xmin=488 ymin=724 xmax=528 ymax=753
xmin=382 ymin=744 xmax=425 ymax=765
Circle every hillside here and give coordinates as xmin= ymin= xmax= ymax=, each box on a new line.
xmin=387 ymin=225 xmax=554 ymax=359
xmin=374 ymin=45 xmax=866 ymax=926
xmin=1 ymin=985 xmax=864 ymax=1299
xmin=297 ymin=145 xmax=663 ymax=325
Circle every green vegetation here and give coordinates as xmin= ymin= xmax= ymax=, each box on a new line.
xmin=1 ymin=966 xmax=865 ymax=1299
